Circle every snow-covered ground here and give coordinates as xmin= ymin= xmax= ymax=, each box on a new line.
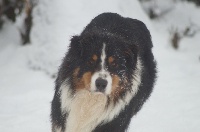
xmin=0 ymin=0 xmax=200 ymax=131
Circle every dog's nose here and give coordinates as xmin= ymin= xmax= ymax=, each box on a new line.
xmin=95 ymin=78 xmax=108 ymax=91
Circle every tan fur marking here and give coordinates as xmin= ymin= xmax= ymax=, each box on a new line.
xmin=108 ymin=56 xmax=114 ymax=64
xmin=92 ymin=55 xmax=98 ymax=61
xmin=110 ymin=75 xmax=125 ymax=101
xmin=73 ymin=68 xmax=92 ymax=91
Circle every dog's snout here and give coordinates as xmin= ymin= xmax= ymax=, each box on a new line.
xmin=95 ymin=78 xmax=108 ymax=91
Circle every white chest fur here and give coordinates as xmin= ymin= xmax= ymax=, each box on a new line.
xmin=65 ymin=90 xmax=107 ymax=132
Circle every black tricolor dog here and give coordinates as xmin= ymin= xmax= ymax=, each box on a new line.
xmin=51 ymin=13 xmax=157 ymax=132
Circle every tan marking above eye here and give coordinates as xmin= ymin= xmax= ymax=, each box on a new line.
xmin=108 ymin=56 xmax=118 ymax=67
xmin=92 ymin=55 xmax=98 ymax=61
xmin=108 ymin=56 xmax=114 ymax=64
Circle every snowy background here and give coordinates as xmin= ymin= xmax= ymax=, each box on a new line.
xmin=0 ymin=0 xmax=200 ymax=131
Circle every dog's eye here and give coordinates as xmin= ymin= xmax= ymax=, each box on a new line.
xmin=111 ymin=62 xmax=118 ymax=68
xmin=88 ymin=60 xmax=95 ymax=65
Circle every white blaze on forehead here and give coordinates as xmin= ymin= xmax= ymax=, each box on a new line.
xmin=90 ymin=43 xmax=112 ymax=94
xmin=101 ymin=44 xmax=106 ymax=70
xmin=100 ymin=44 xmax=112 ymax=94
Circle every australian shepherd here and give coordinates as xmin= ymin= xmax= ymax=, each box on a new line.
xmin=51 ymin=13 xmax=157 ymax=132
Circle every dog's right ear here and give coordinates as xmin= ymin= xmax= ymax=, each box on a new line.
xmin=69 ymin=35 xmax=83 ymax=57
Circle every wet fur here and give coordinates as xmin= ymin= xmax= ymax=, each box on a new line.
xmin=51 ymin=13 xmax=157 ymax=132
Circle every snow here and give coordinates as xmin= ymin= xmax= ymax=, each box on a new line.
xmin=0 ymin=0 xmax=200 ymax=132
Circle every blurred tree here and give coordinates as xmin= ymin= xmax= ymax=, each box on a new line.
xmin=186 ymin=0 xmax=200 ymax=6
xmin=169 ymin=24 xmax=200 ymax=49
xmin=139 ymin=0 xmax=200 ymax=49
xmin=139 ymin=0 xmax=174 ymax=20
xmin=0 ymin=0 xmax=36 ymax=45
xmin=0 ymin=0 xmax=24 ymax=23
xmin=21 ymin=0 xmax=33 ymax=45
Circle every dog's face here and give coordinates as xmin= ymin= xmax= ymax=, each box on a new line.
xmin=67 ymin=34 xmax=138 ymax=101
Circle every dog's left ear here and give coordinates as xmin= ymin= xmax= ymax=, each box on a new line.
xmin=69 ymin=35 xmax=83 ymax=57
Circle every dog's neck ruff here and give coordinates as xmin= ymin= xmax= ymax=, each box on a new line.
xmin=59 ymin=57 xmax=142 ymax=132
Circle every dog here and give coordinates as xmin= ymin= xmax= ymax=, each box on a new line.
xmin=51 ymin=13 xmax=157 ymax=132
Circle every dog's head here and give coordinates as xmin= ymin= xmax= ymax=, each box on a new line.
xmin=61 ymin=33 xmax=139 ymax=101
